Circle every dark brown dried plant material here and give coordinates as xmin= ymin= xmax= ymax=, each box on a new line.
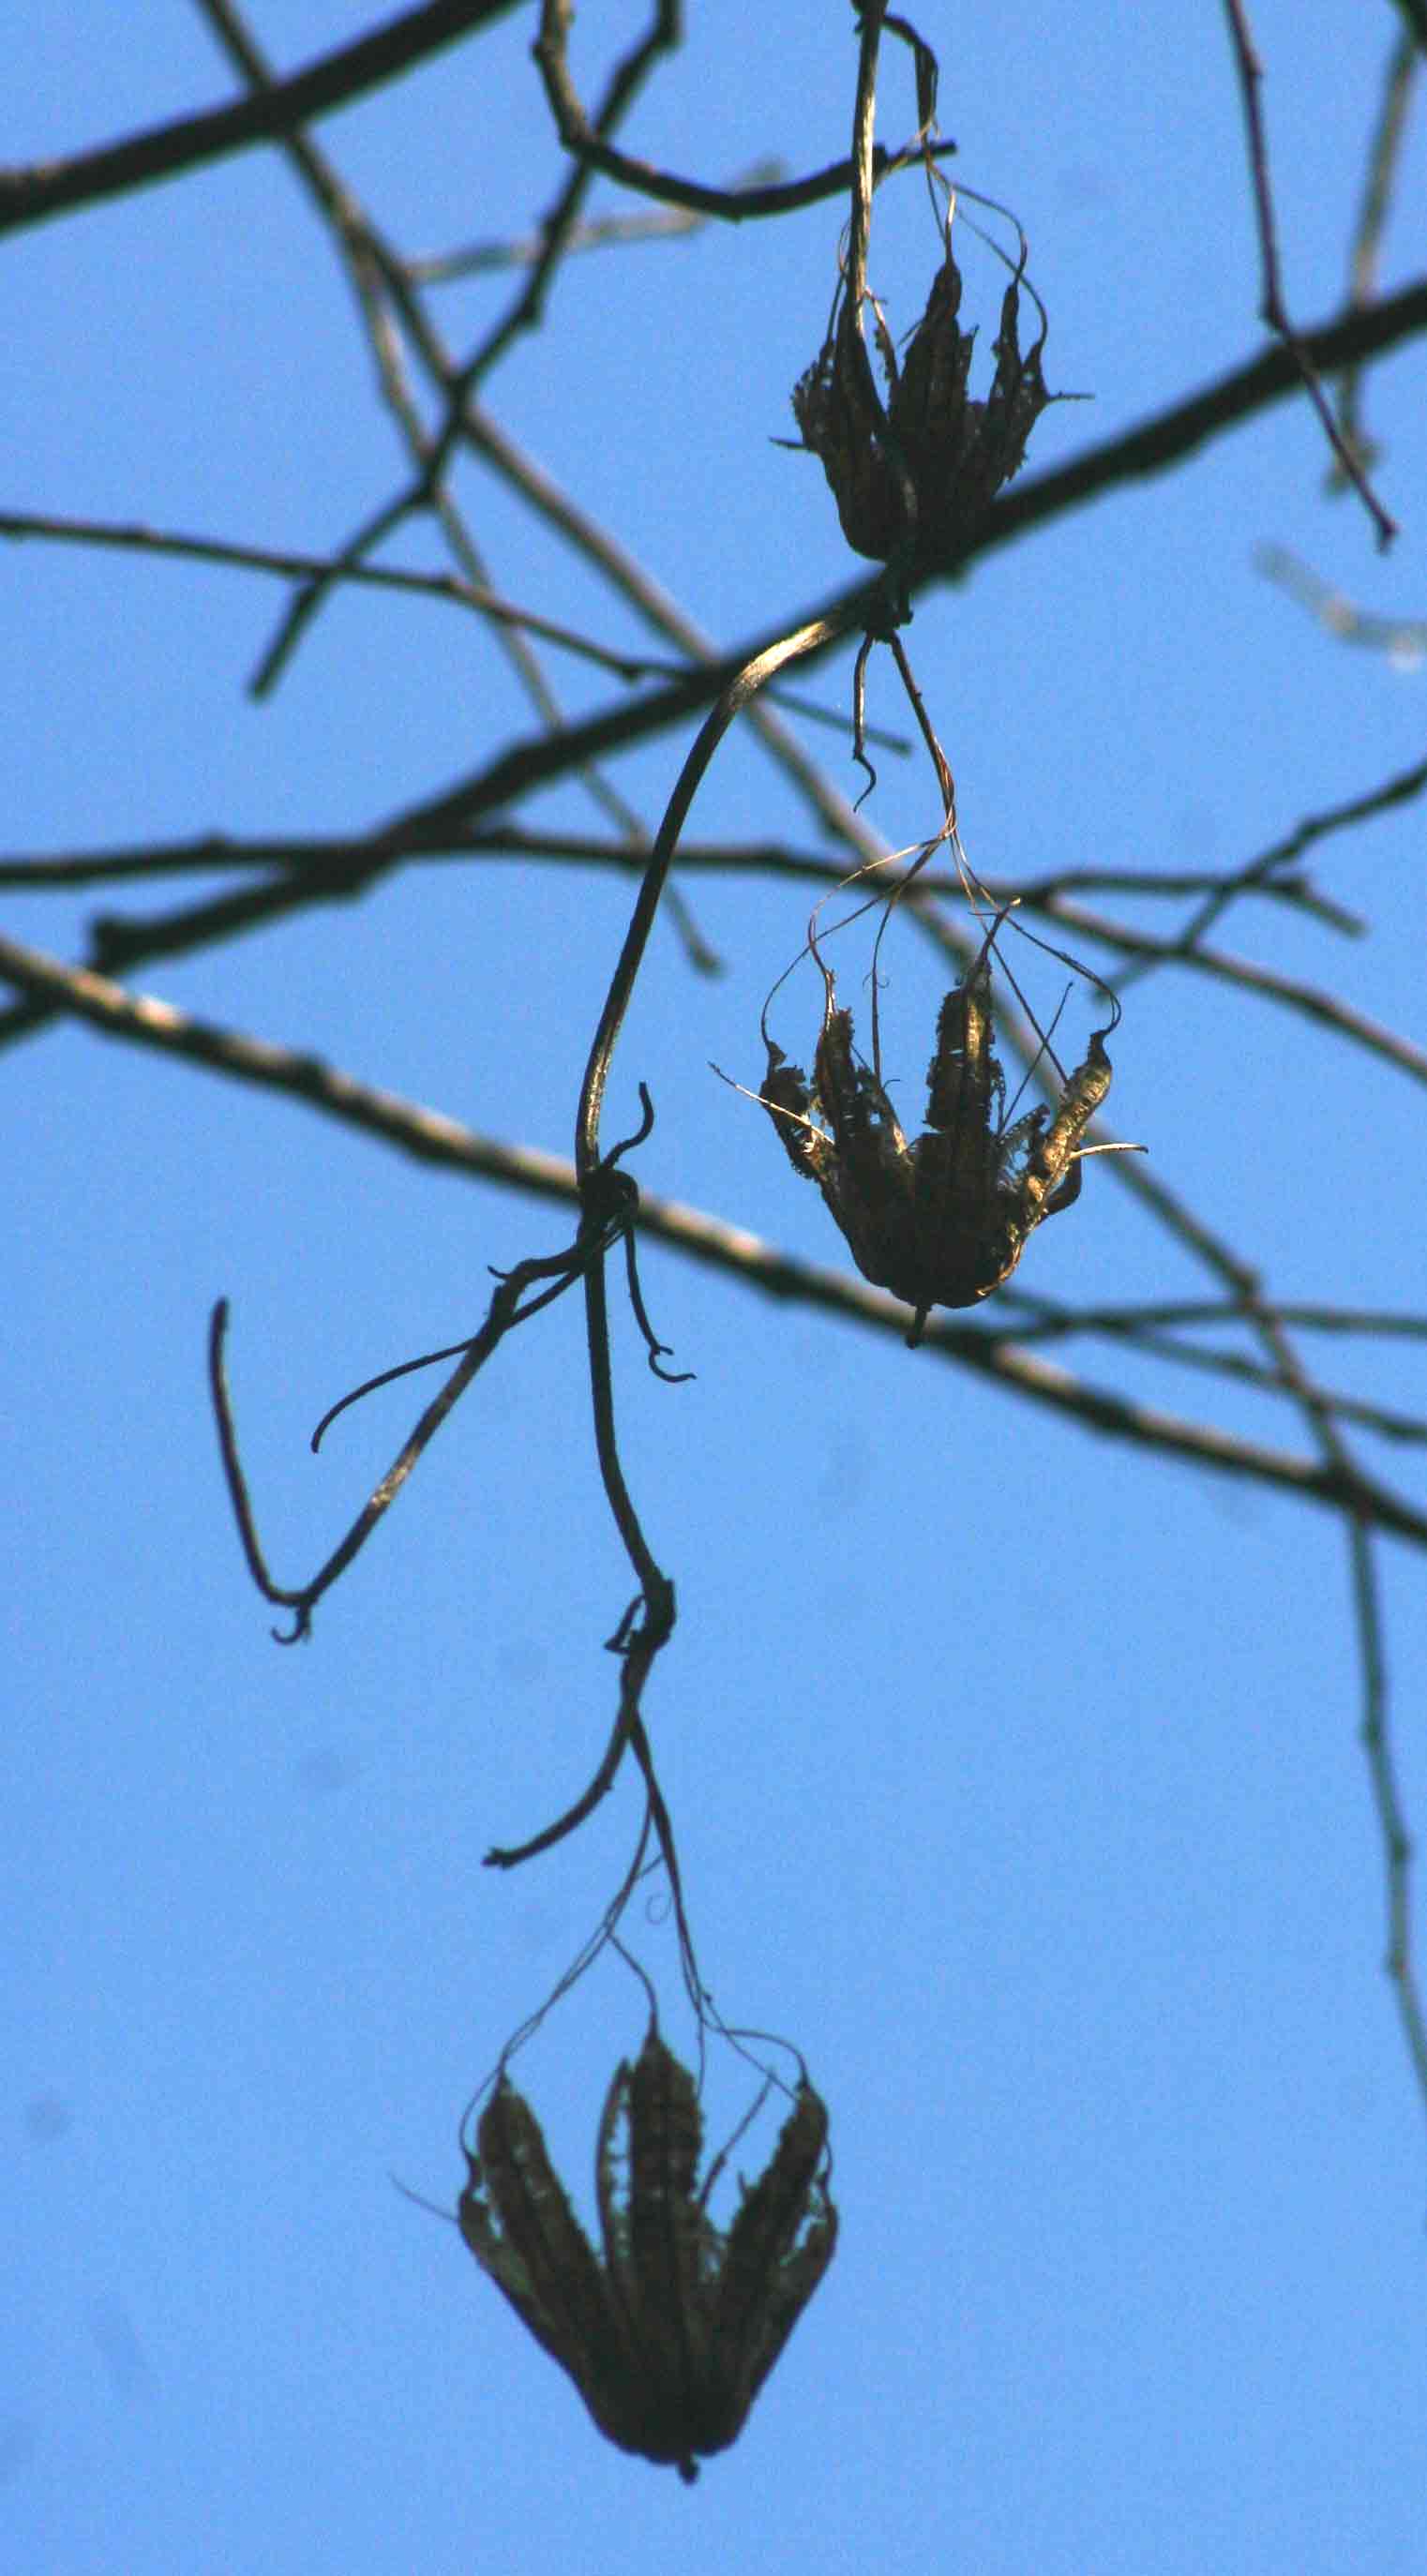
xmin=458 ymin=2027 xmax=836 ymax=2483
xmin=760 ymin=946 xmax=1115 ymax=1343
xmin=791 ymin=239 xmax=1052 ymax=575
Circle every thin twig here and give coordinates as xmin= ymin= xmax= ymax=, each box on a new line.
xmin=990 ymin=271 xmax=1427 ymax=551
xmin=0 ymin=826 xmax=1348 ymax=924
xmin=1330 ymin=29 xmax=1417 ymax=484
xmin=1258 ymin=545 xmax=1427 ymax=667
xmin=0 ymin=0 xmax=521 ymax=238
xmin=1039 ymin=896 xmax=1427 ymax=1091
xmin=195 ymin=0 xmax=726 ymax=981
xmin=247 ymin=0 xmax=693 ymax=691
xmin=483 ymin=1698 xmax=637 ymax=1869
xmin=995 ymin=1293 xmax=1427 ymax=1346
xmin=986 ymin=1306 xmax=1427 ymax=1450
xmin=38 ymin=262 xmax=1418 ymax=994
xmin=1249 ymin=1310 xmax=1427 ymax=2120
xmin=532 ymin=0 xmax=954 ymax=222
xmin=405 ymin=164 xmax=784 ymax=277
xmin=205 ymin=1072 xmax=663 ymax=1642
xmin=0 ymin=508 xmax=664 ymax=681
xmin=208 ymin=1229 xmax=583 ymax=1640
xmin=1109 ymin=1109 xmax=1427 ymax=2132
xmin=1220 ymin=0 xmax=1397 ymax=541
xmin=459 ymin=0 xmax=680 ymax=398
xmin=1350 ymin=1521 xmax=1427 ymax=2110
xmin=35 ymin=266 xmax=1425 ymax=984
xmin=1105 ymin=744 xmax=1427 ymax=976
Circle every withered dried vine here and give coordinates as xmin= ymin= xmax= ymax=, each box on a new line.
xmin=72 ymin=0 xmax=1412 ymax=2493
xmin=198 ymin=0 xmax=1147 ymax=2475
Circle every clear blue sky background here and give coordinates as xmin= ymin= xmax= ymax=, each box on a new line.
xmin=7 ymin=6 xmax=1427 ymax=2570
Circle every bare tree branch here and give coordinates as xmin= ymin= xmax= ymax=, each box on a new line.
xmin=0 ymin=507 xmax=662 ymax=682
xmin=1329 ymin=27 xmax=1417 ymax=482
xmin=403 ymin=159 xmax=785 ymax=277
xmin=4 ymin=925 xmax=1423 ymax=1550
xmin=532 ymin=0 xmax=954 ymax=221
xmin=0 ymin=820 xmax=1351 ymax=930
xmin=0 ymin=0 xmax=523 ymax=239
xmin=1036 ymin=896 xmax=1427 ymax=1091
xmin=9 ymin=0 xmax=1427 ymax=2168
xmin=1259 ymin=545 xmax=1427 ymax=666
xmin=39 ymin=267 xmax=1426 ymax=984
xmin=1220 ymin=0 xmax=1397 ymax=538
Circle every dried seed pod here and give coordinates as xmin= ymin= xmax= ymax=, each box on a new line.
xmin=459 ymin=2026 xmax=836 ymax=2483
xmin=791 ymin=232 xmax=1053 ymax=575
xmin=760 ymin=944 xmax=1122 ymax=1342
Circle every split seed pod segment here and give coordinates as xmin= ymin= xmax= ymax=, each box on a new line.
xmin=458 ymin=2026 xmax=837 ymax=2483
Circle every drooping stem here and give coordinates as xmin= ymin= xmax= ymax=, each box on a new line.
xmin=575 ymin=607 xmax=866 ymax=1179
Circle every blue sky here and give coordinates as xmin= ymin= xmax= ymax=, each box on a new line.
xmin=7 ymin=6 xmax=1427 ymax=2569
